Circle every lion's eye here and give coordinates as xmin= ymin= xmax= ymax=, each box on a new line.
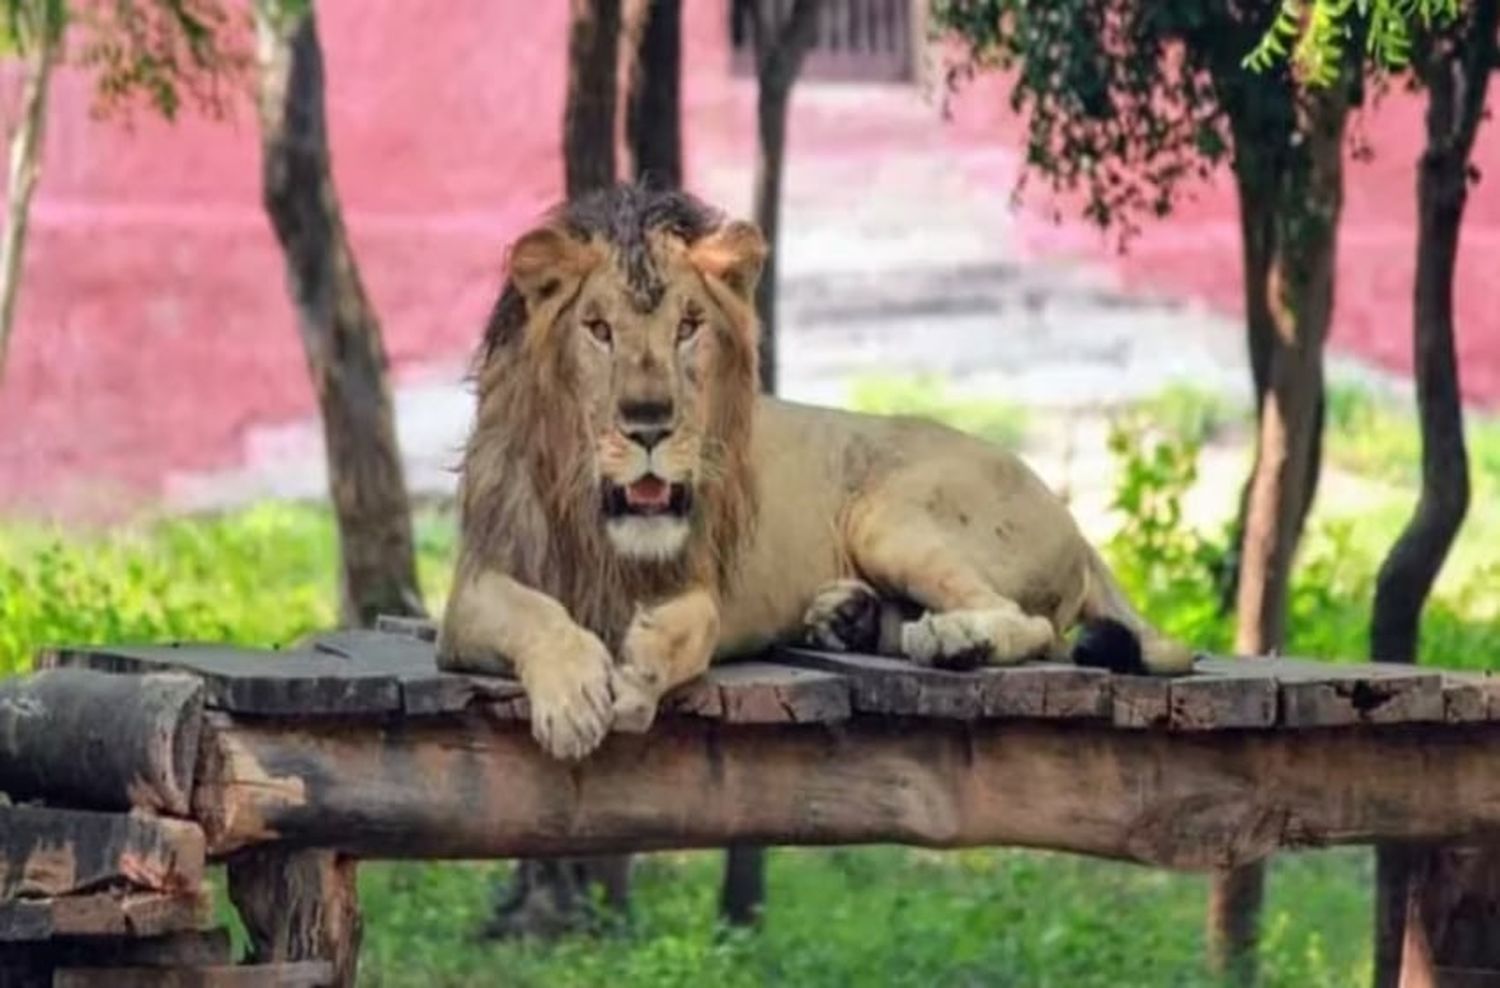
xmin=584 ymin=318 xmax=613 ymax=346
xmin=676 ymin=315 xmax=703 ymax=344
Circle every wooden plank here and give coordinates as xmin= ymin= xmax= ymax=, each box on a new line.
xmin=1441 ymin=672 xmax=1492 ymax=724
xmin=980 ymin=663 xmax=1111 ymax=720
xmin=775 ymin=648 xmax=985 ymax=718
xmin=43 ymin=644 xmax=401 ymax=717
xmin=0 ymin=891 xmax=209 ymax=942
xmin=665 ymin=662 xmax=850 ymax=724
xmin=54 ymin=961 xmax=333 ymax=988
xmin=372 ymin=615 xmax=436 ymax=642
xmin=0 ymin=669 xmax=203 ymax=815
xmin=1252 ymin=658 xmax=1443 ymax=727
xmin=1111 ymin=676 xmax=1171 ymax=729
xmin=0 ymin=807 xmax=204 ymax=903
xmin=1168 ymin=667 xmax=1278 ymax=731
xmin=194 ymin=709 xmax=1500 ymax=871
xmin=304 ymin=629 xmax=527 ymax=716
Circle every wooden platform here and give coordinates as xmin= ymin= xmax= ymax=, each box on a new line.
xmin=8 ymin=621 xmax=1500 ymax=986
xmin=18 ymin=623 xmax=1500 ymax=867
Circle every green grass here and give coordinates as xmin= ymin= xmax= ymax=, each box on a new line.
xmin=5 ymin=374 xmax=1499 ymax=985
xmin=340 ymin=848 xmax=1371 ymax=988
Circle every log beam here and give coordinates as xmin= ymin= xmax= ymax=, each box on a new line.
xmin=0 ymin=669 xmax=203 ymax=815
xmin=194 ymin=713 xmax=1500 ymax=870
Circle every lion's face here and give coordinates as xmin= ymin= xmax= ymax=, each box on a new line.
xmin=571 ymin=240 xmax=729 ymax=560
xmin=498 ymin=202 xmax=766 ymax=565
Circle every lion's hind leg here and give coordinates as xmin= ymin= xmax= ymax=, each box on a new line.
xmin=801 ymin=579 xmax=914 ymax=655
xmin=843 ymin=511 xmax=1061 ymax=672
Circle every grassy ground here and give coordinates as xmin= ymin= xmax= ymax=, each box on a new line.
xmin=3 ymin=376 xmax=1497 ymax=985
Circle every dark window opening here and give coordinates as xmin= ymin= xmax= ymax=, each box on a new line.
xmin=729 ymin=0 xmax=916 ymax=84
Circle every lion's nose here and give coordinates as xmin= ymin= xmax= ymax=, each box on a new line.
xmin=620 ymin=399 xmax=674 ymax=451
xmin=627 ymin=426 xmax=672 ymax=451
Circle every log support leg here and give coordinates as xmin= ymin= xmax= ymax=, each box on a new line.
xmin=227 ymin=847 xmax=361 ymax=988
xmin=1401 ymin=843 xmax=1500 ymax=988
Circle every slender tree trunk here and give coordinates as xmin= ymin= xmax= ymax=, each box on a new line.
xmin=1210 ymin=79 xmax=1351 ymax=988
xmin=1371 ymin=8 xmax=1495 ymax=985
xmin=566 ymin=0 xmax=621 ymax=196
xmin=716 ymin=1 xmax=824 ymax=923
xmin=749 ymin=0 xmax=821 ymax=396
xmin=491 ymin=0 xmax=632 ymax=938
xmin=253 ymin=1 xmax=424 ymax=629
xmin=625 ymin=0 xmax=682 ymax=188
xmin=0 ymin=28 xmax=57 ymax=390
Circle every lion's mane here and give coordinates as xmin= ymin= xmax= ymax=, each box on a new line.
xmin=454 ymin=185 xmax=759 ymax=649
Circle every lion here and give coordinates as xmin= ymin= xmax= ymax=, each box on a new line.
xmin=437 ymin=183 xmax=1195 ymax=760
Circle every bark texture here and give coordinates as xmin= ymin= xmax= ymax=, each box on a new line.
xmin=227 ymin=847 xmax=361 ymax=988
xmin=253 ymin=1 xmax=424 ymax=629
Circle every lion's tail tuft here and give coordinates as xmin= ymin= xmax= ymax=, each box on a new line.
xmin=1072 ymin=546 xmax=1196 ymax=676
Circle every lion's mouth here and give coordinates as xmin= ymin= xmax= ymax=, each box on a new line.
xmin=603 ymin=476 xmax=693 ymax=518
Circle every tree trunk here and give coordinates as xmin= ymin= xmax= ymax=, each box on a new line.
xmin=1371 ymin=7 xmax=1496 ymax=985
xmin=1398 ymin=844 xmax=1500 ymax=988
xmin=565 ymin=0 xmax=621 ymax=196
xmin=720 ymin=844 xmax=768 ymax=928
xmin=228 ymin=847 xmax=362 ymax=988
xmin=253 ymin=0 xmax=424 ymax=629
xmin=625 ymin=0 xmax=682 ymax=188
xmin=1211 ymin=79 xmax=1351 ymax=988
xmin=750 ymin=0 xmax=821 ymax=396
xmin=490 ymin=0 xmax=631 ymax=939
xmin=0 ymin=25 xmax=57 ymax=390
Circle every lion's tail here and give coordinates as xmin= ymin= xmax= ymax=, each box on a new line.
xmin=1070 ymin=544 xmax=1196 ymax=676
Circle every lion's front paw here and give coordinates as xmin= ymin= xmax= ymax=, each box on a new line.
xmin=612 ymin=614 xmax=669 ymax=734
xmin=521 ymin=630 xmax=615 ymax=760
xmin=609 ymin=663 xmax=659 ymax=733
xmin=802 ymin=579 xmax=883 ymax=653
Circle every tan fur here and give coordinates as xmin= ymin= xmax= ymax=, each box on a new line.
xmin=439 ymin=189 xmax=1191 ymax=761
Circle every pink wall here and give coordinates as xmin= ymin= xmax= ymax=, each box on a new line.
xmin=0 ymin=2 xmax=736 ymax=516
xmin=1 ymin=2 xmax=1496 ymax=518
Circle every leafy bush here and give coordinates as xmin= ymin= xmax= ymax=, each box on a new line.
xmin=0 ymin=501 xmax=457 ymax=675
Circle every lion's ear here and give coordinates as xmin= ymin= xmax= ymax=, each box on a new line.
xmin=507 ymin=226 xmax=600 ymax=309
xmin=689 ymin=221 xmax=767 ymax=302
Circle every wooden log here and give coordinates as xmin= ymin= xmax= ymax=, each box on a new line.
xmin=0 ymin=669 xmax=203 ymax=815
xmin=53 ymin=929 xmax=232 ymax=967
xmin=192 ymin=711 xmax=1500 ymax=871
xmin=0 ymin=930 xmax=232 ymax=988
xmin=53 ymin=961 xmax=333 ymax=988
xmin=0 ymin=807 xmax=204 ymax=903
xmin=227 ymin=848 xmax=360 ymax=988
xmin=0 ymin=890 xmax=209 ymax=942
xmin=1401 ymin=844 xmax=1500 ymax=988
